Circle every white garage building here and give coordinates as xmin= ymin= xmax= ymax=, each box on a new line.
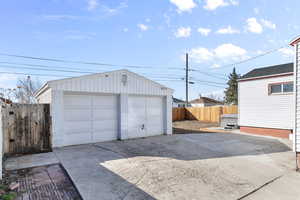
xmin=35 ymin=69 xmax=173 ymax=147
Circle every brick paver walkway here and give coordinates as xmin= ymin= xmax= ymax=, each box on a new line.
xmin=7 ymin=164 xmax=82 ymax=200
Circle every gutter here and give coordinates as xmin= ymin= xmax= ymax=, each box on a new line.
xmin=238 ymin=72 xmax=294 ymax=82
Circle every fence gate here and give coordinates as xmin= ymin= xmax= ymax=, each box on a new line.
xmin=2 ymin=103 xmax=51 ymax=156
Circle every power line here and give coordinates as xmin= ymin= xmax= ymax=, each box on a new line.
xmin=0 ymin=71 xmax=72 ymax=78
xmin=0 ymin=52 xmax=184 ymax=70
xmin=0 ymin=64 xmax=98 ymax=74
xmin=154 ymin=79 xmax=224 ymax=88
xmin=190 ymin=78 xmax=225 ymax=86
xmin=212 ymin=45 xmax=288 ymax=70
xmin=191 ymin=69 xmax=227 ymax=80
xmin=0 ymin=62 xmax=185 ymax=79
xmin=0 ymin=61 xmax=99 ymax=72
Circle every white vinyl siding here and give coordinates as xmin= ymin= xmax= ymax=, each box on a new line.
xmin=238 ymin=75 xmax=294 ymax=130
xmin=294 ymin=43 xmax=300 ymax=151
xmin=36 ymin=69 xmax=173 ymax=148
xmin=37 ymin=88 xmax=52 ymax=104
xmin=48 ymin=70 xmax=172 ymax=96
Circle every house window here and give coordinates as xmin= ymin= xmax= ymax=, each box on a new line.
xmin=283 ymin=82 xmax=293 ymax=92
xmin=269 ymin=82 xmax=293 ymax=94
xmin=270 ymin=84 xmax=282 ymax=94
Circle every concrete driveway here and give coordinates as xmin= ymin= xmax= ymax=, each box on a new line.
xmin=51 ymin=133 xmax=297 ymax=200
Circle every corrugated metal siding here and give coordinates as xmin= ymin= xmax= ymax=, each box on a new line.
xmin=37 ymin=88 xmax=52 ymax=104
xmin=239 ymin=75 xmax=294 ymax=130
xmin=49 ymin=70 xmax=172 ymax=96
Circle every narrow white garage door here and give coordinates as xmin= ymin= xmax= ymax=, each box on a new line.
xmin=128 ymin=96 xmax=164 ymax=139
xmin=63 ymin=94 xmax=118 ymax=146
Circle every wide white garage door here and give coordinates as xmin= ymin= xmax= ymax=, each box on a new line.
xmin=128 ymin=96 xmax=164 ymax=139
xmin=63 ymin=94 xmax=118 ymax=146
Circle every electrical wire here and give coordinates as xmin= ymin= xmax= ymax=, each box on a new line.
xmin=190 ymin=69 xmax=227 ymax=80
xmin=0 ymin=62 xmax=185 ymax=79
xmin=210 ymin=45 xmax=289 ymax=70
xmin=0 ymin=71 xmax=72 ymax=77
xmin=0 ymin=52 xmax=184 ymax=70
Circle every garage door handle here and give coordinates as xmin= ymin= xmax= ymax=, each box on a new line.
xmin=141 ymin=124 xmax=145 ymax=130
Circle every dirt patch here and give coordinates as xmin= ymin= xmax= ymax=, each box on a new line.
xmin=4 ymin=164 xmax=82 ymax=200
xmin=173 ymin=120 xmax=219 ymax=134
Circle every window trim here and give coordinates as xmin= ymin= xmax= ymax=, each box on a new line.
xmin=268 ymin=81 xmax=294 ymax=95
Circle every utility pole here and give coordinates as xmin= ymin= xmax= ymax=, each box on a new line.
xmin=185 ymin=53 xmax=189 ymax=107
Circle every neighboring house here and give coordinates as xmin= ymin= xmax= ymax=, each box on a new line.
xmin=290 ymin=37 xmax=300 ymax=168
xmin=173 ymin=97 xmax=186 ymax=107
xmin=35 ymin=69 xmax=173 ymax=147
xmin=238 ymin=63 xmax=294 ymax=138
xmin=189 ymin=97 xmax=223 ymax=107
xmin=0 ymin=97 xmax=12 ymax=104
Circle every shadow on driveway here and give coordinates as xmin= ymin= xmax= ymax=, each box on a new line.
xmin=54 ymin=133 xmax=292 ymax=200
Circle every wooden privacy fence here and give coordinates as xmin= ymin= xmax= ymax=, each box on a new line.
xmin=173 ymin=105 xmax=238 ymax=123
xmin=2 ymin=103 xmax=52 ymax=156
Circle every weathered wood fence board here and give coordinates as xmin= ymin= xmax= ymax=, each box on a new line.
xmin=2 ymin=104 xmax=51 ymax=156
xmin=172 ymin=105 xmax=238 ymax=123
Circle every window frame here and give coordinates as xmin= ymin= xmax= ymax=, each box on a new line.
xmin=268 ymin=81 xmax=294 ymax=95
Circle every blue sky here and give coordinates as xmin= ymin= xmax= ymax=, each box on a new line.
xmin=0 ymin=0 xmax=299 ymax=100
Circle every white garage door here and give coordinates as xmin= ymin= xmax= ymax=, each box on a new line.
xmin=128 ymin=96 xmax=164 ymax=139
xmin=63 ymin=94 xmax=118 ymax=146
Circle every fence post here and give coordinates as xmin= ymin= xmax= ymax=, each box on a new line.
xmin=218 ymin=106 xmax=223 ymax=123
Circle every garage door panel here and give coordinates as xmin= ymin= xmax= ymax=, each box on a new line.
xmin=128 ymin=95 xmax=164 ymax=138
xmin=64 ymin=95 xmax=92 ymax=106
xmin=93 ymin=120 xmax=118 ymax=131
xmin=64 ymin=121 xmax=92 ymax=134
xmin=93 ymin=131 xmax=117 ymax=142
xmin=63 ymin=134 xmax=92 ymax=146
xmin=63 ymin=94 xmax=118 ymax=146
xmin=64 ymin=109 xmax=92 ymax=121
xmin=93 ymin=110 xmax=117 ymax=120
xmin=93 ymin=95 xmax=117 ymax=105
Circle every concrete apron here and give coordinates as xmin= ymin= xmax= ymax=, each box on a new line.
xmin=4 ymin=134 xmax=296 ymax=200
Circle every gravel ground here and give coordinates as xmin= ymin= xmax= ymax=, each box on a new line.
xmin=173 ymin=120 xmax=219 ymax=134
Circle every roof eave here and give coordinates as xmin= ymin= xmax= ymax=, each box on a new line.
xmin=238 ymin=72 xmax=294 ymax=82
xmin=34 ymin=83 xmax=50 ymax=98
xmin=290 ymin=36 xmax=300 ymax=46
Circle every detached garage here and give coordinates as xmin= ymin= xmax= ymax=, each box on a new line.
xmin=35 ymin=69 xmax=173 ymax=147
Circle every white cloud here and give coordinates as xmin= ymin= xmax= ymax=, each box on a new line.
xmin=197 ymin=28 xmax=211 ymax=36
xmin=216 ymin=26 xmax=240 ymax=34
xmin=261 ymin=19 xmax=276 ymax=29
xmin=189 ymin=43 xmax=247 ymax=63
xmin=101 ymin=1 xmax=128 ymax=16
xmin=190 ymin=47 xmax=214 ymax=62
xmin=214 ymin=43 xmax=246 ymax=59
xmin=203 ymin=0 xmax=238 ymax=11
xmin=175 ymin=27 xmax=191 ymax=38
xmin=138 ymin=24 xmax=149 ymax=31
xmin=211 ymin=64 xmax=220 ymax=68
xmin=87 ymin=0 xmax=99 ymax=11
xmin=170 ymin=0 xmax=197 ymax=13
xmin=254 ymin=8 xmax=259 ymax=14
xmin=246 ymin=17 xmax=263 ymax=34
xmin=279 ymin=47 xmax=294 ymax=58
